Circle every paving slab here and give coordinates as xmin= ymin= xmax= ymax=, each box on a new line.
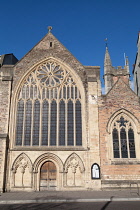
xmin=0 ymin=190 xmax=139 ymax=204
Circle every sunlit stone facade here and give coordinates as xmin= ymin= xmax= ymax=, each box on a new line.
xmin=0 ymin=31 xmax=140 ymax=192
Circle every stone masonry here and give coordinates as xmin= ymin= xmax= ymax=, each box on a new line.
xmin=0 ymin=30 xmax=139 ymax=192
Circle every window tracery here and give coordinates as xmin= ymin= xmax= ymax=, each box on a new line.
xmin=112 ymin=115 xmax=136 ymax=158
xmin=15 ymin=60 xmax=82 ymax=147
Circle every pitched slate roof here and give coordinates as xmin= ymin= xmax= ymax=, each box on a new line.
xmin=0 ymin=54 xmax=18 ymax=67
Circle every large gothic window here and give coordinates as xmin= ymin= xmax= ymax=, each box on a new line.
xmin=15 ymin=60 xmax=82 ymax=147
xmin=112 ymin=116 xmax=136 ymax=158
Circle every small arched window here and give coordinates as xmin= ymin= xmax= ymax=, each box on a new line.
xmin=91 ymin=163 xmax=100 ymax=179
xmin=112 ymin=116 xmax=136 ymax=159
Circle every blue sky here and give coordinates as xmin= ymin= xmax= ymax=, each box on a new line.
xmin=0 ymin=0 xmax=140 ymax=88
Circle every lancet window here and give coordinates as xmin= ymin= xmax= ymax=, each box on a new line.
xmin=112 ymin=116 xmax=136 ymax=158
xmin=15 ymin=60 xmax=82 ymax=147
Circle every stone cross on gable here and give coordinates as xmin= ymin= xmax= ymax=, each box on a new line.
xmin=117 ymin=116 xmax=128 ymax=127
xmin=48 ymin=26 xmax=53 ymax=32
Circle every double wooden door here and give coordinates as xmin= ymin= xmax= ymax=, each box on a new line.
xmin=40 ymin=161 xmax=57 ymax=190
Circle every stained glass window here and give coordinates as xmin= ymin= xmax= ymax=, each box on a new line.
xmin=67 ymin=86 xmax=70 ymax=99
xmin=128 ymin=129 xmax=136 ymax=158
xmin=71 ymin=86 xmax=74 ymax=99
xmin=63 ymin=86 xmax=66 ymax=99
xmin=112 ymin=116 xmax=136 ymax=159
xmin=42 ymin=100 xmax=49 ymax=145
xmin=59 ymin=100 xmax=65 ymax=146
xmin=15 ymin=100 xmax=24 ymax=145
xmin=76 ymin=100 xmax=82 ymax=146
xmin=24 ymin=100 xmax=32 ymax=146
xmin=26 ymin=86 xmax=29 ymax=99
xmin=30 ymin=86 xmax=33 ymax=99
xmin=33 ymin=100 xmax=40 ymax=145
xmin=15 ymin=60 xmax=82 ymax=147
xmin=120 ymin=128 xmax=128 ymax=158
xmin=50 ymin=100 xmax=57 ymax=146
xmin=67 ymin=100 xmax=74 ymax=146
xmin=112 ymin=128 xmax=120 ymax=158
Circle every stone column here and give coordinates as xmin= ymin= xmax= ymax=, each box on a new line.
xmin=0 ymin=134 xmax=8 ymax=192
xmin=86 ymin=66 xmax=101 ymax=189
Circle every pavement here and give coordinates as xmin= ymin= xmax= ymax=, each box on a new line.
xmin=0 ymin=189 xmax=140 ymax=204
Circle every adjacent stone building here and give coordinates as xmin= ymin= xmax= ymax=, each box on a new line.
xmin=0 ymin=29 xmax=140 ymax=192
xmin=133 ymin=32 xmax=140 ymax=96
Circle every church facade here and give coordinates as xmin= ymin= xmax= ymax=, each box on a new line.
xmin=0 ymin=29 xmax=140 ymax=192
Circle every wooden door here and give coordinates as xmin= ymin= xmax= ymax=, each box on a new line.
xmin=40 ymin=161 xmax=57 ymax=190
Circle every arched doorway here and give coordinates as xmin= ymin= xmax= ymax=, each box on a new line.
xmin=40 ymin=161 xmax=57 ymax=190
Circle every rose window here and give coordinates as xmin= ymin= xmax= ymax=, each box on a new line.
xmin=36 ymin=62 xmax=65 ymax=87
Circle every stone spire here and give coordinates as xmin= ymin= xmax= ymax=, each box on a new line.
xmin=125 ymin=56 xmax=130 ymax=74
xmin=104 ymin=46 xmax=113 ymax=94
xmin=104 ymin=46 xmax=112 ymax=74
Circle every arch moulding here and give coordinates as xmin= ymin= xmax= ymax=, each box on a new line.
xmin=107 ymin=109 xmax=140 ymax=134
xmin=13 ymin=56 xmax=85 ymax=102
xmin=64 ymin=153 xmax=85 ymax=173
xmin=33 ymin=153 xmax=64 ymax=173
xmin=11 ymin=152 xmax=33 ymax=173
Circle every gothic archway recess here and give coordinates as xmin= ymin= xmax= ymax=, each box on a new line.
xmin=33 ymin=152 xmax=63 ymax=173
xmin=64 ymin=153 xmax=85 ymax=173
xmin=64 ymin=153 xmax=85 ymax=187
xmin=14 ymin=58 xmax=84 ymax=147
xmin=11 ymin=153 xmax=32 ymax=188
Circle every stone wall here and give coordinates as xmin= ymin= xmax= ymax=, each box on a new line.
xmin=13 ymin=32 xmax=86 ymax=92
xmin=0 ymin=66 xmax=13 ymax=192
xmin=0 ymin=135 xmax=8 ymax=192
xmin=99 ymin=78 xmax=140 ymax=189
xmin=6 ymin=32 xmax=102 ymax=191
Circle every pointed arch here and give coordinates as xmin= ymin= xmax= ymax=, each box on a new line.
xmin=107 ymin=109 xmax=137 ymax=159
xmin=13 ymin=57 xmax=85 ymax=101
xmin=33 ymin=153 xmax=63 ymax=173
xmin=64 ymin=153 xmax=85 ymax=173
xmin=11 ymin=56 xmax=85 ymax=148
xmin=11 ymin=153 xmax=33 ymax=188
xmin=12 ymin=153 xmax=32 ymax=173
xmin=107 ymin=109 xmax=140 ymax=134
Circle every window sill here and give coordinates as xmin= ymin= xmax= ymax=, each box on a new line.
xmin=11 ymin=146 xmax=87 ymax=151
xmin=111 ymin=159 xmax=140 ymax=165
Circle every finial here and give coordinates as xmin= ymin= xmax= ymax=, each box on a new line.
xmin=125 ymin=56 xmax=129 ymax=66
xmin=104 ymin=38 xmax=108 ymax=48
xmin=48 ymin=26 xmax=53 ymax=32
xmin=124 ymin=53 xmax=126 ymax=65
xmin=124 ymin=53 xmax=129 ymax=66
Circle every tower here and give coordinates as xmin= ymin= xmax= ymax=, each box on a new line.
xmin=103 ymin=46 xmax=130 ymax=94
